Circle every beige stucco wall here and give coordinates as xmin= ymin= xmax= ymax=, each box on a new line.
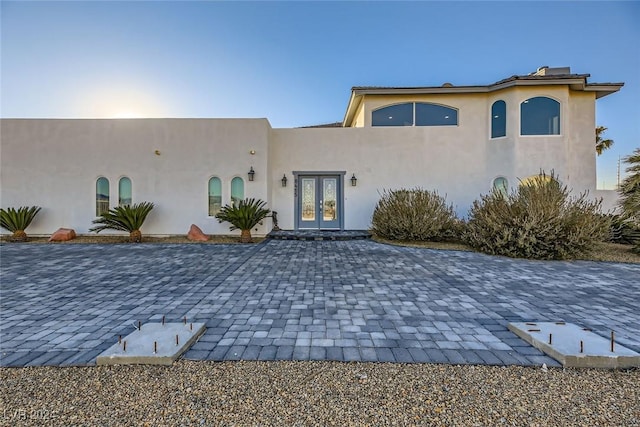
xmin=0 ymin=118 xmax=271 ymax=236
xmin=0 ymin=84 xmax=614 ymax=235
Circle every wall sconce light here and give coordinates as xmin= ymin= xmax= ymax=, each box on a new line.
xmin=281 ymin=174 xmax=288 ymax=187
xmin=249 ymin=150 xmax=256 ymax=155
xmin=351 ymin=173 xmax=357 ymax=186
xmin=154 ymin=150 xmax=161 ymax=155
xmin=248 ymin=167 xmax=255 ymax=181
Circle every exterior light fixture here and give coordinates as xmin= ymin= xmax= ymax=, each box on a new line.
xmin=281 ymin=174 xmax=288 ymax=187
xmin=351 ymin=174 xmax=357 ymax=186
xmin=248 ymin=167 xmax=255 ymax=181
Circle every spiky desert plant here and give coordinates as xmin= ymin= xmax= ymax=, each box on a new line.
xmin=89 ymin=202 xmax=154 ymax=243
xmin=0 ymin=206 xmax=42 ymax=242
xmin=215 ymin=198 xmax=270 ymax=243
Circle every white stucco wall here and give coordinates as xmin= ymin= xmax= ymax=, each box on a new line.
xmin=0 ymin=118 xmax=271 ymax=236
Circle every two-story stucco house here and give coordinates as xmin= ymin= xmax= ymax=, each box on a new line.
xmin=0 ymin=66 xmax=623 ymax=237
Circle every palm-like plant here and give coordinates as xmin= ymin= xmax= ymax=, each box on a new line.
xmin=619 ymin=148 xmax=640 ymax=253
xmin=89 ymin=202 xmax=154 ymax=243
xmin=0 ymin=206 xmax=42 ymax=242
xmin=215 ymin=198 xmax=270 ymax=243
xmin=596 ymin=126 xmax=614 ymax=156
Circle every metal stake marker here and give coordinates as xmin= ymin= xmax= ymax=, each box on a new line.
xmin=548 ymin=334 xmax=552 ymax=345
xmin=162 ymin=315 xmax=165 ymax=326
xmin=123 ymin=341 xmax=127 ymax=352
xmin=176 ymin=335 xmax=179 ymax=346
xmin=611 ymin=331 xmax=615 ymax=352
xmin=118 ymin=335 xmax=122 ymax=344
xmin=183 ymin=316 xmax=187 ymax=325
xmin=580 ymin=340 xmax=584 ymax=353
xmin=138 ymin=321 xmax=141 ymax=331
xmin=190 ymin=322 xmax=193 ymax=332
xmin=154 ymin=341 xmax=157 ymax=354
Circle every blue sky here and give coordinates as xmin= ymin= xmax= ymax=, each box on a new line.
xmin=1 ymin=1 xmax=638 ymax=188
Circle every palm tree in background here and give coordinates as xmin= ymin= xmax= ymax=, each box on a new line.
xmin=596 ymin=126 xmax=614 ymax=156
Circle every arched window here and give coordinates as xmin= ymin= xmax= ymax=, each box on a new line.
xmin=96 ymin=177 xmax=109 ymax=216
xmin=415 ymin=103 xmax=458 ymax=126
xmin=372 ymin=102 xmax=458 ymax=127
xmin=491 ymin=100 xmax=506 ymax=138
xmin=208 ymin=177 xmax=222 ymax=216
xmin=492 ymin=177 xmax=508 ymax=197
xmin=118 ymin=177 xmax=132 ymax=206
xmin=372 ymin=103 xmax=413 ymax=127
xmin=231 ymin=177 xmax=244 ymax=206
xmin=520 ymin=97 xmax=560 ymax=135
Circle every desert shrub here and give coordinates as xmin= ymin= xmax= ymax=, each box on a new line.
xmin=607 ymin=214 xmax=640 ymax=246
xmin=89 ymin=202 xmax=154 ymax=243
xmin=371 ymin=188 xmax=459 ymax=241
xmin=465 ymin=173 xmax=609 ymax=260
xmin=0 ymin=206 xmax=42 ymax=242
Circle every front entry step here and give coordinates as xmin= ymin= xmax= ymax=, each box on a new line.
xmin=267 ymin=230 xmax=372 ymax=241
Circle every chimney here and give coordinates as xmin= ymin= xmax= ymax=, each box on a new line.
xmin=532 ymin=66 xmax=571 ymax=76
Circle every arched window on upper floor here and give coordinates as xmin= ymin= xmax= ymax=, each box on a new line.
xmin=520 ymin=97 xmax=560 ymax=135
xmin=208 ymin=177 xmax=222 ymax=216
xmin=372 ymin=103 xmax=413 ymax=127
xmin=415 ymin=103 xmax=458 ymax=126
xmin=231 ymin=177 xmax=244 ymax=206
xmin=118 ymin=177 xmax=132 ymax=207
xmin=372 ymin=102 xmax=458 ymax=127
xmin=491 ymin=100 xmax=506 ymax=138
xmin=96 ymin=177 xmax=109 ymax=216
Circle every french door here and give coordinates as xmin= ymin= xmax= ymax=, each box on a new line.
xmin=297 ymin=175 xmax=341 ymax=229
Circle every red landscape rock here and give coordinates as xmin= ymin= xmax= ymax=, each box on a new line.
xmin=187 ymin=224 xmax=209 ymax=242
xmin=49 ymin=228 xmax=76 ymax=242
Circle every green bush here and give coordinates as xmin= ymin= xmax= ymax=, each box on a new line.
xmin=371 ymin=188 xmax=459 ymax=241
xmin=465 ymin=173 xmax=609 ymax=260
xmin=89 ymin=202 xmax=154 ymax=243
xmin=216 ymin=198 xmax=270 ymax=243
xmin=0 ymin=206 xmax=42 ymax=242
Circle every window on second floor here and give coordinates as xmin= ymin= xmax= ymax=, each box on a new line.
xmin=372 ymin=102 xmax=458 ymax=127
xmin=491 ymin=100 xmax=506 ymax=138
xmin=520 ymin=97 xmax=560 ymax=135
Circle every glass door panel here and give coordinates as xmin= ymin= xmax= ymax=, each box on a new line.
xmin=300 ymin=177 xmax=318 ymax=228
xmin=319 ymin=177 xmax=340 ymax=229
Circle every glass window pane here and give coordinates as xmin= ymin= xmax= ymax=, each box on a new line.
xmin=520 ymin=97 xmax=560 ymax=135
xmin=492 ymin=177 xmax=508 ymax=197
xmin=415 ymin=103 xmax=458 ymax=126
xmin=96 ymin=177 xmax=109 ymax=216
xmin=231 ymin=177 xmax=244 ymax=206
xmin=491 ymin=100 xmax=506 ymax=138
xmin=208 ymin=177 xmax=222 ymax=216
xmin=322 ymin=178 xmax=337 ymax=221
xmin=301 ymin=178 xmax=316 ymax=221
xmin=372 ymin=103 xmax=413 ymax=127
xmin=118 ymin=177 xmax=132 ymax=206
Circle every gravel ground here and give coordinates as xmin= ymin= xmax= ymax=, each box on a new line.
xmin=1 ymin=361 xmax=638 ymax=426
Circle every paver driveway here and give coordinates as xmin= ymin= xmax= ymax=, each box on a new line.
xmin=1 ymin=240 xmax=638 ymax=367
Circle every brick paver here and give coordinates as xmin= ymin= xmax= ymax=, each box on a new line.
xmin=1 ymin=240 xmax=638 ymax=367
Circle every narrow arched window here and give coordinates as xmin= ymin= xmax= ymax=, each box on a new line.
xmin=492 ymin=177 xmax=508 ymax=197
xmin=415 ymin=103 xmax=458 ymax=126
xmin=96 ymin=177 xmax=109 ymax=216
xmin=231 ymin=177 xmax=244 ymax=206
xmin=491 ymin=100 xmax=506 ymax=138
xmin=520 ymin=97 xmax=560 ymax=135
xmin=118 ymin=177 xmax=132 ymax=206
xmin=372 ymin=103 xmax=413 ymax=127
xmin=208 ymin=177 xmax=222 ymax=216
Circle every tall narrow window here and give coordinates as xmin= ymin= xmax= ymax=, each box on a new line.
xmin=208 ymin=177 xmax=222 ymax=216
xmin=520 ymin=97 xmax=560 ymax=135
xmin=231 ymin=177 xmax=244 ymax=206
xmin=118 ymin=177 xmax=132 ymax=206
xmin=491 ymin=100 xmax=506 ymax=138
xmin=96 ymin=177 xmax=109 ymax=216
